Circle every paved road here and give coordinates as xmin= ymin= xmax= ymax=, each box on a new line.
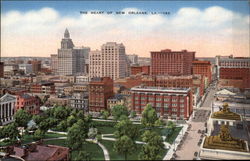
xmin=175 ymin=122 xmax=205 ymax=160
xmin=174 ymin=83 xmax=217 ymax=160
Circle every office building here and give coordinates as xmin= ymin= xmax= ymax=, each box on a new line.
xmin=131 ymin=86 xmax=193 ymax=119
xmin=151 ymin=49 xmax=195 ymax=76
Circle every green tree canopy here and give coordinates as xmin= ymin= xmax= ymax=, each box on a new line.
xmin=67 ymin=119 xmax=89 ymax=150
xmin=139 ymin=130 xmax=164 ymax=160
xmin=1 ymin=122 xmax=20 ymax=140
xmin=53 ymin=106 xmax=71 ymax=120
xmin=114 ymin=116 xmax=138 ymax=140
xmin=111 ymin=105 xmax=129 ymax=121
xmin=100 ymin=110 xmax=109 ymax=120
xmin=141 ymin=104 xmax=158 ymax=127
xmin=33 ymin=129 xmax=45 ymax=141
xmin=114 ymin=135 xmax=135 ymax=160
xmin=14 ymin=109 xmax=32 ymax=128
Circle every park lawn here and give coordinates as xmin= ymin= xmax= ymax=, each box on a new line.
xmin=44 ymin=139 xmax=105 ymax=160
xmin=100 ymin=140 xmax=167 ymax=160
xmin=0 ymin=132 xmax=67 ymax=146
xmin=165 ymin=127 xmax=183 ymax=144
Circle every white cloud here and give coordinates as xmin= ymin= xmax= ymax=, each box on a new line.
xmin=1 ymin=6 xmax=249 ymax=57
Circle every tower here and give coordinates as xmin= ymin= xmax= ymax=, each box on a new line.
xmin=61 ymin=28 xmax=74 ymax=49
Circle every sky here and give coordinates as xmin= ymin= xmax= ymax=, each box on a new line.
xmin=1 ymin=0 xmax=250 ymax=58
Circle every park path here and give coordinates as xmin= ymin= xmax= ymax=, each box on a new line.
xmin=47 ymin=130 xmax=110 ymax=161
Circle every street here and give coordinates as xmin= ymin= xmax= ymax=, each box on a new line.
xmin=175 ymin=82 xmax=217 ymax=160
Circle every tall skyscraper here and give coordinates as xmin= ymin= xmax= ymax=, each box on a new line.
xmin=89 ymin=42 xmax=128 ymax=80
xmin=56 ymin=29 xmax=90 ymax=76
xmin=151 ymin=49 xmax=195 ymax=76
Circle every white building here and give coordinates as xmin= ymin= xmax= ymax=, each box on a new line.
xmin=70 ymin=92 xmax=88 ymax=111
xmin=56 ymin=29 xmax=90 ymax=76
xmin=19 ymin=64 xmax=33 ymax=74
xmin=0 ymin=93 xmax=16 ymax=125
xmin=127 ymin=54 xmax=138 ymax=65
xmin=89 ymin=42 xmax=128 ymax=80
xmin=76 ymin=75 xmax=89 ymax=83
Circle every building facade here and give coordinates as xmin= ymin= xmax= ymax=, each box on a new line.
xmin=151 ymin=49 xmax=195 ymax=76
xmin=50 ymin=54 xmax=58 ymax=74
xmin=56 ymin=29 xmax=90 ymax=76
xmin=19 ymin=64 xmax=33 ymax=74
xmin=89 ymin=42 xmax=128 ymax=80
xmin=0 ymin=93 xmax=16 ymax=125
xmin=0 ymin=62 xmax=4 ymax=77
xmin=30 ymin=82 xmax=55 ymax=95
xmin=28 ymin=60 xmax=41 ymax=74
xmin=131 ymin=86 xmax=193 ymax=119
xmin=131 ymin=65 xmax=150 ymax=75
xmin=127 ymin=54 xmax=139 ymax=65
xmin=192 ymin=60 xmax=212 ymax=83
xmin=70 ymin=92 xmax=88 ymax=111
xmin=219 ymin=68 xmax=250 ymax=90
xmin=89 ymin=77 xmax=114 ymax=112
xmin=16 ymin=94 xmax=40 ymax=115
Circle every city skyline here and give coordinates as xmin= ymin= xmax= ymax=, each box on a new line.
xmin=1 ymin=1 xmax=250 ymax=58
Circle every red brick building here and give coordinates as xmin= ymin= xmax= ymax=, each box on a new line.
xmin=16 ymin=94 xmax=40 ymax=114
xmin=30 ymin=82 xmax=55 ymax=94
xmin=0 ymin=62 xmax=4 ymax=78
xmin=219 ymin=68 xmax=250 ymax=89
xmin=142 ymin=75 xmax=205 ymax=96
xmin=131 ymin=65 xmax=150 ymax=75
xmin=89 ymin=77 xmax=114 ymax=112
xmin=151 ymin=49 xmax=195 ymax=76
xmin=114 ymin=75 xmax=143 ymax=89
xmin=192 ymin=60 xmax=212 ymax=83
xmin=131 ymin=86 xmax=193 ymax=120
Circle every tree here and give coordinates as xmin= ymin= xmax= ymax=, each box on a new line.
xmin=154 ymin=119 xmax=166 ymax=127
xmin=100 ymin=110 xmax=109 ymax=120
xmin=114 ymin=135 xmax=135 ymax=160
xmin=33 ymin=129 xmax=45 ymax=141
xmin=114 ymin=116 xmax=138 ymax=140
xmin=167 ymin=121 xmax=176 ymax=131
xmin=14 ymin=109 xmax=32 ymax=128
xmin=53 ymin=106 xmax=71 ymax=120
xmin=67 ymin=115 xmax=77 ymax=127
xmin=67 ymin=119 xmax=89 ymax=150
xmin=1 ymin=123 xmax=20 ymax=140
xmin=129 ymin=111 xmax=136 ymax=118
xmin=111 ymin=105 xmax=129 ymax=121
xmin=141 ymin=104 xmax=158 ymax=128
xmin=56 ymin=120 xmax=67 ymax=131
xmin=139 ymin=130 xmax=164 ymax=160
xmin=32 ymin=115 xmax=46 ymax=125
xmin=39 ymin=118 xmax=58 ymax=132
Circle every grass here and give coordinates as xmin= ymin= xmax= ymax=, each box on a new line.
xmin=0 ymin=132 xmax=67 ymax=146
xmin=44 ymin=139 xmax=105 ymax=160
xmin=165 ymin=127 xmax=183 ymax=144
xmin=100 ymin=140 xmax=167 ymax=160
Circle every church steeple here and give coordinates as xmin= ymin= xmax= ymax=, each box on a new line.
xmin=64 ymin=28 xmax=70 ymax=38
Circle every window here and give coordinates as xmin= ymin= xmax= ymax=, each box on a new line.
xmin=156 ymin=103 xmax=161 ymax=107
xmin=149 ymin=97 xmax=154 ymax=101
xmin=172 ymin=99 xmax=177 ymax=102
xmin=172 ymin=104 xmax=177 ymax=107
xmin=164 ymin=98 xmax=169 ymax=101
xmin=156 ymin=97 xmax=162 ymax=101
xmin=172 ymin=108 xmax=177 ymax=112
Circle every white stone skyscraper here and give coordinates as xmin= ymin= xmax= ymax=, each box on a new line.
xmin=55 ymin=29 xmax=90 ymax=76
xmin=89 ymin=42 xmax=128 ymax=80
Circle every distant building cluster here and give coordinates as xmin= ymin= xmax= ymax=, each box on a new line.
xmin=1 ymin=28 xmax=250 ymax=127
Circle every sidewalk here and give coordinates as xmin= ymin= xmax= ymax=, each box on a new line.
xmin=163 ymin=124 xmax=188 ymax=160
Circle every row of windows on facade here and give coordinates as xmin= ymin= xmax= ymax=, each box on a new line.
xmin=134 ymin=106 xmax=185 ymax=113
xmin=134 ymin=103 xmax=185 ymax=108
xmin=134 ymin=97 xmax=185 ymax=101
